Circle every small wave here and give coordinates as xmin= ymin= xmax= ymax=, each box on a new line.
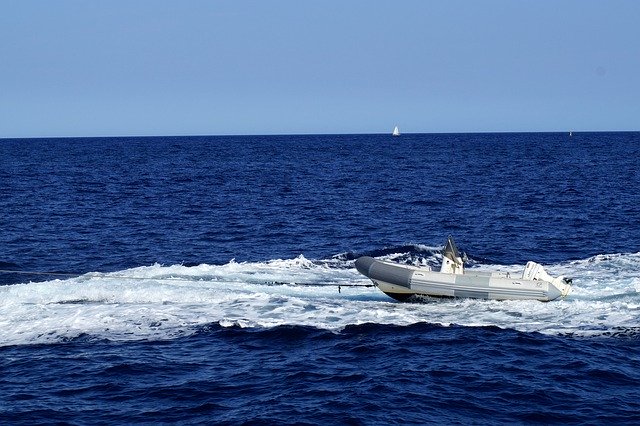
xmin=567 ymin=252 xmax=640 ymax=265
xmin=332 ymin=243 xmax=441 ymax=261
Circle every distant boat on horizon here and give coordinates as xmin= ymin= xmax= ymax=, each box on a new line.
xmin=569 ymin=131 xmax=573 ymax=137
xmin=392 ymin=126 xmax=400 ymax=137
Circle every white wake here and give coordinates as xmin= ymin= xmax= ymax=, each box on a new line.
xmin=1 ymin=252 xmax=639 ymax=346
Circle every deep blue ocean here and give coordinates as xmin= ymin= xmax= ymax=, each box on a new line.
xmin=1 ymin=132 xmax=639 ymax=424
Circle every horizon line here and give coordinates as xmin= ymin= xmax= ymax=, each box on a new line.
xmin=2 ymin=129 xmax=639 ymax=140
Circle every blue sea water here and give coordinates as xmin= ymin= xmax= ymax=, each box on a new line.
xmin=1 ymin=132 xmax=639 ymax=424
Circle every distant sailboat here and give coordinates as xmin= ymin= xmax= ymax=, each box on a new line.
xmin=392 ymin=126 xmax=400 ymax=137
xmin=569 ymin=131 xmax=573 ymax=137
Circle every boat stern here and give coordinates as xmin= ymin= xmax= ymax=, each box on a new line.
xmin=552 ymin=276 xmax=572 ymax=299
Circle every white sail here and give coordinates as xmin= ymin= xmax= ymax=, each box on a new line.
xmin=392 ymin=126 xmax=400 ymax=136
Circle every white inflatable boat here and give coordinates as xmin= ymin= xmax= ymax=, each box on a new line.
xmin=355 ymin=237 xmax=572 ymax=302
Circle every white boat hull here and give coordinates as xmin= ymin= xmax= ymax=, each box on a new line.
xmin=355 ymin=256 xmax=571 ymax=302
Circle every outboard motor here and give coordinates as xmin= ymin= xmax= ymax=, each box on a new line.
xmin=522 ymin=261 xmax=553 ymax=282
xmin=522 ymin=261 xmax=572 ymax=298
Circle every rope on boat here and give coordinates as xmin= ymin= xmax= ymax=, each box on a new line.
xmin=0 ymin=269 xmax=374 ymax=292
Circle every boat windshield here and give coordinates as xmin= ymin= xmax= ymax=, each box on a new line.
xmin=443 ymin=236 xmax=461 ymax=262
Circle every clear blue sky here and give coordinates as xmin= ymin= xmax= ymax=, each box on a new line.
xmin=1 ymin=1 xmax=638 ymax=137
